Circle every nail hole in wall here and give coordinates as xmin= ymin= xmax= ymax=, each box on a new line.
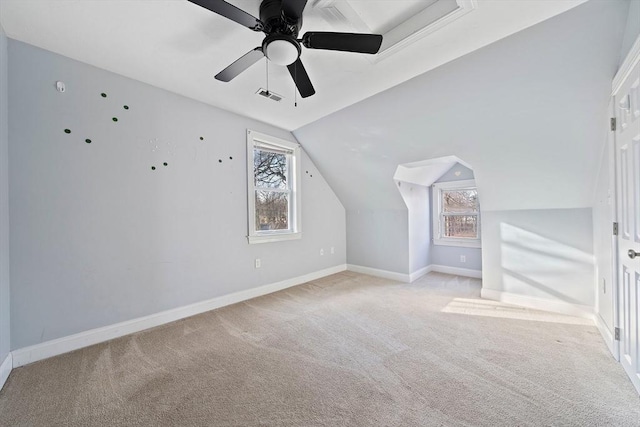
xmin=85 ymin=139 xmax=92 ymax=144
xmin=101 ymin=93 xmax=107 ymax=98
xmin=64 ymin=129 xmax=71 ymax=134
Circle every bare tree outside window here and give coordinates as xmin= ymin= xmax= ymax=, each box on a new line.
xmin=441 ymin=189 xmax=478 ymax=238
xmin=254 ymin=149 xmax=290 ymax=231
xmin=254 ymin=150 xmax=287 ymax=189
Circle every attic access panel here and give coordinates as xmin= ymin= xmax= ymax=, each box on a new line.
xmin=313 ymin=0 xmax=476 ymax=61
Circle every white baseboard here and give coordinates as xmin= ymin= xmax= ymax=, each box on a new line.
xmin=0 ymin=352 xmax=12 ymax=391
xmin=480 ymin=289 xmax=594 ymax=319
xmin=595 ymin=314 xmax=619 ymax=360
xmin=346 ymin=264 xmax=481 ymax=283
xmin=409 ymin=265 xmax=432 ymax=282
xmin=12 ymin=264 xmax=347 ymax=368
xmin=347 ymin=264 xmax=410 ymax=283
xmin=430 ymin=265 xmax=482 ymax=279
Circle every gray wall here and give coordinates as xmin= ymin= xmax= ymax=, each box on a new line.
xmin=295 ymin=0 xmax=627 ymax=279
xmin=430 ymin=163 xmax=482 ymax=271
xmin=435 ymin=163 xmax=474 ymax=183
xmin=0 ymin=24 xmax=10 ymax=363
xmin=481 ymin=208 xmax=595 ymax=307
xmin=346 ymin=209 xmax=408 ymax=273
xmin=398 ymin=183 xmax=431 ymax=273
xmin=8 ymin=40 xmax=346 ymax=349
xmin=592 ymin=128 xmax=615 ymax=330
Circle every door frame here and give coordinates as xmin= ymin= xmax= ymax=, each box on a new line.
xmin=595 ymin=98 xmax=620 ymax=361
xmin=611 ymin=34 xmax=640 ymax=390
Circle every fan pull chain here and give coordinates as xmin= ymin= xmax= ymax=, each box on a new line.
xmin=266 ymin=60 xmax=270 ymax=96
xmin=294 ymin=63 xmax=298 ymax=108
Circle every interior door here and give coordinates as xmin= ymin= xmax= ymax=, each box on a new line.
xmin=615 ymin=59 xmax=640 ymax=393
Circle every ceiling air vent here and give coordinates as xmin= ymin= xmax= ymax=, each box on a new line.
xmin=256 ymin=88 xmax=283 ymax=102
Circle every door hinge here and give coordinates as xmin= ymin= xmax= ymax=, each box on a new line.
xmin=611 ymin=117 xmax=617 ymax=131
xmin=615 ymin=327 xmax=620 ymax=341
xmin=613 ymin=222 xmax=618 ymax=236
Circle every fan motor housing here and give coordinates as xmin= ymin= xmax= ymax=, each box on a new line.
xmin=262 ymin=34 xmax=301 ymax=65
xmin=259 ymin=0 xmax=302 ymax=36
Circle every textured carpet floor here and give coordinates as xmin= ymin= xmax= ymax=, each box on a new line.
xmin=0 ymin=271 xmax=639 ymax=426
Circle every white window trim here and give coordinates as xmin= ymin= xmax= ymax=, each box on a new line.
xmin=247 ymin=129 xmax=302 ymax=244
xmin=432 ymin=179 xmax=481 ymax=248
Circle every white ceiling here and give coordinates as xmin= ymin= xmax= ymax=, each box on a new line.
xmin=0 ymin=0 xmax=587 ymax=131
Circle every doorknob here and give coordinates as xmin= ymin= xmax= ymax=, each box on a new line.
xmin=629 ymin=249 xmax=640 ymax=259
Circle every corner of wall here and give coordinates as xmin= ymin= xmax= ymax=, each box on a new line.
xmin=0 ymin=22 xmax=12 ymax=388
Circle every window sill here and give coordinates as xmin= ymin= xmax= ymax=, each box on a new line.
xmin=433 ymin=238 xmax=481 ymax=249
xmin=247 ymin=232 xmax=302 ymax=244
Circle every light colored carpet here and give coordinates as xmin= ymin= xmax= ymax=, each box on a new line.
xmin=0 ymin=271 xmax=638 ymax=426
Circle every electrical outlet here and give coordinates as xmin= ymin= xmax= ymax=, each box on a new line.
xmin=331 ymin=246 xmax=335 ymax=254
xmin=460 ymin=255 xmax=466 ymax=263
xmin=255 ymin=258 xmax=261 ymax=268
xmin=320 ymin=248 xmax=324 ymax=256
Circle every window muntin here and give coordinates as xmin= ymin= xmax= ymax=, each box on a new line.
xmin=433 ymin=180 xmax=480 ymax=247
xmin=247 ymin=130 xmax=301 ymax=244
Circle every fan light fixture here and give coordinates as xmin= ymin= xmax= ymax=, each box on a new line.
xmin=265 ymin=39 xmax=300 ymax=66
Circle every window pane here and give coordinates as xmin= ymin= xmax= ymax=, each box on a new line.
xmin=443 ymin=215 xmax=478 ymax=238
xmin=442 ymin=189 xmax=478 ymax=213
xmin=254 ymin=149 xmax=288 ymax=189
xmin=255 ymin=190 xmax=289 ymax=231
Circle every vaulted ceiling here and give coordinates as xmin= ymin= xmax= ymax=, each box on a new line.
xmin=0 ymin=0 xmax=587 ymax=130
xmin=294 ymin=0 xmax=631 ymax=212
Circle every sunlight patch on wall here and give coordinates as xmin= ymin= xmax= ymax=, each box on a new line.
xmin=499 ymin=222 xmax=594 ymax=304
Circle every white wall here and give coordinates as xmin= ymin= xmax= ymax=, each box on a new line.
xmin=481 ymin=208 xmax=595 ymax=308
xmin=8 ymin=40 xmax=346 ymax=350
xmin=0 ymin=24 xmax=10 ymax=364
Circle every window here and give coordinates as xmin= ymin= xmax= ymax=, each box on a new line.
xmin=432 ymin=179 xmax=480 ymax=248
xmin=247 ymin=130 xmax=301 ymax=244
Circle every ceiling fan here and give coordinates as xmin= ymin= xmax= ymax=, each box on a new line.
xmin=188 ymin=0 xmax=383 ymax=98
